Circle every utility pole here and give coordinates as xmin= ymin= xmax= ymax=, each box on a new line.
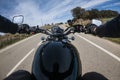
xmin=41 ymin=19 xmax=43 ymax=26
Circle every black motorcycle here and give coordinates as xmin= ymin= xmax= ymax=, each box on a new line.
xmin=12 ymin=16 xmax=82 ymax=80
xmin=32 ymin=26 xmax=82 ymax=80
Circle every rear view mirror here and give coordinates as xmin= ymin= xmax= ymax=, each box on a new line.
xmin=12 ymin=15 xmax=24 ymax=24
xmin=92 ymin=19 xmax=102 ymax=26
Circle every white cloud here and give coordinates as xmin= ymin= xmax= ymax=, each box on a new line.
xmin=82 ymin=0 xmax=110 ymax=8
xmin=10 ymin=0 xmax=109 ymax=26
xmin=102 ymin=2 xmax=120 ymax=8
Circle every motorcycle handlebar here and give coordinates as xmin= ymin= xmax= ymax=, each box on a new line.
xmin=40 ymin=27 xmax=75 ymax=36
xmin=64 ymin=27 xmax=75 ymax=35
xmin=40 ymin=29 xmax=52 ymax=35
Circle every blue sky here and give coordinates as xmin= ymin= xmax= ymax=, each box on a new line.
xmin=0 ymin=0 xmax=120 ymax=26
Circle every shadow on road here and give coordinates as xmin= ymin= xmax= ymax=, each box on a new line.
xmin=82 ymin=72 xmax=108 ymax=80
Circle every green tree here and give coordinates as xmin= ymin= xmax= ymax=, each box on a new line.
xmin=71 ymin=7 xmax=85 ymax=19
xmin=88 ymin=9 xmax=100 ymax=19
xmin=71 ymin=7 xmax=119 ymax=20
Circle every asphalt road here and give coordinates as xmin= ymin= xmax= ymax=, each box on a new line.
xmin=0 ymin=32 xmax=120 ymax=80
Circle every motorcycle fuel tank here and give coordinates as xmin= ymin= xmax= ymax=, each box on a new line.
xmin=32 ymin=41 xmax=82 ymax=80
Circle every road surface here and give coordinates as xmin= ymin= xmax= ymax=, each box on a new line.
xmin=0 ymin=32 xmax=120 ymax=80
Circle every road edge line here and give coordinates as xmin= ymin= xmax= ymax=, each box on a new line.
xmin=6 ymin=48 xmax=35 ymax=77
xmin=76 ymin=34 xmax=120 ymax=62
xmin=0 ymin=33 xmax=40 ymax=53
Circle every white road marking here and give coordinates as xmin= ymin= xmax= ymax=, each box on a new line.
xmin=76 ymin=34 xmax=120 ymax=62
xmin=37 ymin=41 xmax=43 ymax=47
xmin=6 ymin=48 xmax=35 ymax=77
xmin=0 ymin=33 xmax=40 ymax=53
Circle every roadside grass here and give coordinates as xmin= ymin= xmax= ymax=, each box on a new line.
xmin=0 ymin=33 xmax=32 ymax=49
xmin=100 ymin=17 xmax=114 ymax=23
xmin=41 ymin=25 xmax=52 ymax=29
xmin=104 ymin=37 xmax=120 ymax=44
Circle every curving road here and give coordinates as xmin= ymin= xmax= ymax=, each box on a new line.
xmin=0 ymin=32 xmax=120 ymax=80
